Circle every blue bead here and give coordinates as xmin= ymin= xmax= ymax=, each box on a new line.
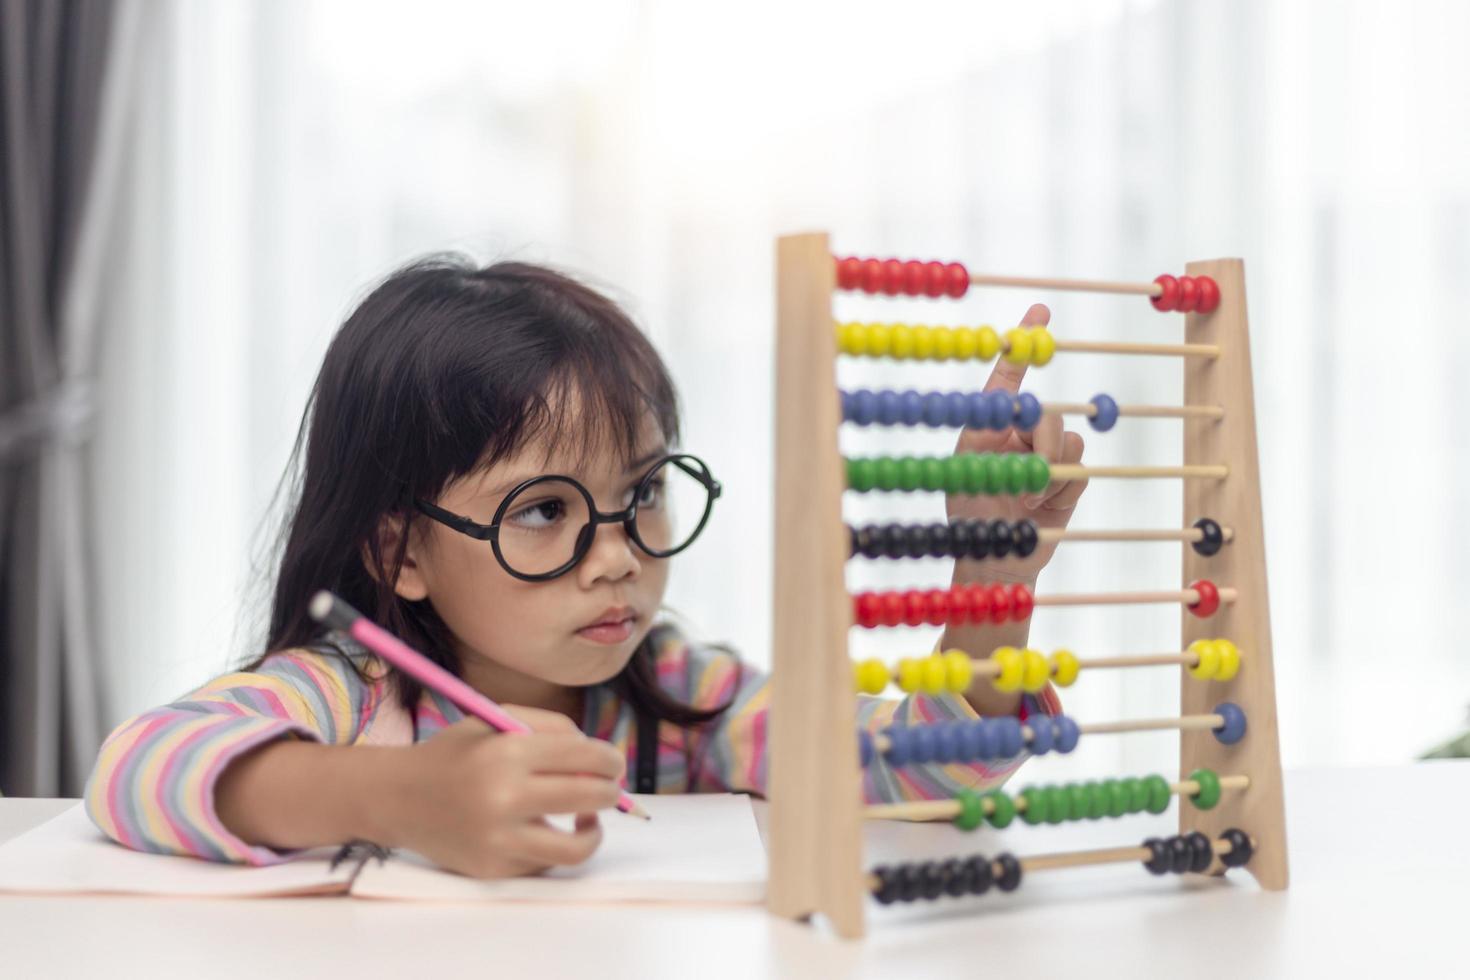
xmin=959 ymin=720 xmax=986 ymax=760
xmin=993 ymin=717 xmax=1024 ymax=757
xmin=840 ymin=390 xmax=853 ymax=423
xmin=911 ymin=724 xmax=938 ymax=763
xmin=1027 ymin=715 xmax=1054 ymax=754
xmin=883 ymin=726 xmax=910 ymax=766
xmin=858 ymin=730 xmax=874 ymax=767
xmin=1052 ymin=715 xmax=1080 ymax=753
xmin=854 ymin=389 xmax=879 ymax=426
xmin=1015 ymin=392 xmax=1042 ymax=431
xmin=1089 ymin=393 xmax=1119 ymax=432
xmin=876 ymin=389 xmax=902 ymax=425
xmin=945 ymin=391 xmax=970 ymax=428
xmin=967 ymin=392 xmax=991 ymax=429
xmin=922 ymin=391 xmax=949 ymax=427
xmin=934 ymin=722 xmax=962 ymax=762
xmin=900 ymin=390 xmax=924 ymax=426
xmin=1212 ymin=702 xmax=1248 ymax=745
xmin=987 ymin=390 xmax=1014 ymax=430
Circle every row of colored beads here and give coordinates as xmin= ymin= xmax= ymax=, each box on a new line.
xmin=858 ymin=714 xmax=1081 ymax=767
xmin=852 ymin=583 xmax=1035 ymax=629
xmin=835 ymin=321 xmax=1055 ymax=366
xmin=1186 ymin=639 xmax=1242 ymax=681
xmin=841 ymin=388 xmax=1043 ymax=430
xmin=835 ymin=256 xmax=972 ymax=298
xmin=1151 ymin=274 xmax=1221 ymax=313
xmin=1144 ymin=832 xmax=1217 ymax=874
xmin=948 ymin=768 xmax=1227 ymax=833
xmin=846 ymin=452 xmax=1051 ymax=495
xmin=848 ymin=519 xmax=1039 ymax=561
xmin=870 ymin=853 xmax=1022 ymax=904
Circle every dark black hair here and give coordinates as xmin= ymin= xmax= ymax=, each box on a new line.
xmin=250 ymin=256 xmax=729 ymax=728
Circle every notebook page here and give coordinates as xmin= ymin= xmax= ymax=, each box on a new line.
xmin=0 ymin=804 xmax=356 ymax=898
xmin=350 ymin=793 xmax=766 ymax=904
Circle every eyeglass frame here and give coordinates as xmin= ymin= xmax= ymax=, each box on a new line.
xmin=413 ymin=452 xmax=722 ymax=582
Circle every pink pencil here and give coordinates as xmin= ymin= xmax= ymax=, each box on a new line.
xmin=309 ymin=590 xmax=650 ymax=820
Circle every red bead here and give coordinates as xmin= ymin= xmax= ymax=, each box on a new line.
xmin=1176 ymin=275 xmax=1200 ymax=313
xmin=836 ymin=256 xmax=863 ymax=291
xmin=902 ymin=260 xmax=927 ymax=296
xmin=1187 ymin=579 xmax=1221 ymax=618
xmin=860 ymin=258 xmax=884 ymax=294
xmin=1195 ymin=275 xmax=1221 ymax=313
xmin=854 ymin=592 xmax=882 ymax=629
xmin=987 ymin=583 xmax=1011 ymax=624
xmin=963 ymin=583 xmax=990 ymax=623
xmin=923 ymin=261 xmax=948 ymax=298
xmin=943 ymin=262 xmax=970 ymax=298
xmin=924 ymin=588 xmax=951 ymax=626
xmin=1008 ymin=583 xmax=1034 ymax=621
xmin=880 ymin=259 xmax=906 ymax=296
xmin=1151 ymin=274 xmax=1178 ymax=312
xmin=880 ymin=591 xmax=906 ymax=627
xmin=903 ymin=590 xmax=928 ymax=627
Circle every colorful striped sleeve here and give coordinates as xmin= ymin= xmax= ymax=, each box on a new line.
xmin=671 ymin=636 xmax=1057 ymax=803
xmin=83 ymin=647 xmax=390 ymax=866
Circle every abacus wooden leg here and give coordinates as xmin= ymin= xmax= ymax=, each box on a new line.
xmin=1179 ymin=258 xmax=1289 ymax=890
xmin=768 ymin=232 xmax=868 ymax=937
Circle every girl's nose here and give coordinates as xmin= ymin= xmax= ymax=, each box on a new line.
xmin=577 ymin=519 xmax=642 ymax=586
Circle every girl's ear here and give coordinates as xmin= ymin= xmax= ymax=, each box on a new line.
xmin=362 ymin=514 xmax=431 ymax=601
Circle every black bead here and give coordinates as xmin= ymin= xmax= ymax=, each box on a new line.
xmin=963 ymin=854 xmax=992 ymax=895
xmin=1143 ymin=837 xmax=1171 ymax=875
xmin=967 ymin=520 xmax=991 ymax=559
xmin=1168 ymin=835 xmax=1193 ymax=874
xmin=1013 ymin=519 xmax=1039 ymax=558
xmin=994 ymin=853 xmax=1022 ymax=892
xmin=917 ymin=861 xmax=945 ymax=900
xmin=862 ymin=525 xmax=887 ymax=560
xmin=895 ymin=863 xmax=921 ymax=902
xmin=847 ymin=525 xmax=858 ymax=559
xmin=989 ymin=519 xmax=1013 ymax=558
xmin=1185 ymin=831 xmax=1214 ymax=872
xmin=938 ymin=858 xmax=967 ymax=897
xmin=1192 ymin=517 xmax=1225 ymax=557
xmin=1218 ymin=829 xmax=1254 ymax=868
xmin=882 ymin=523 xmax=908 ymax=560
xmin=872 ymin=865 xmax=899 ymax=904
xmin=905 ymin=524 xmax=930 ymax=559
xmin=926 ymin=522 xmax=951 ymax=559
xmin=948 ymin=520 xmax=973 ymax=560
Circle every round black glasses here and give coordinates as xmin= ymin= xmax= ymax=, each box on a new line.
xmin=414 ymin=453 xmax=722 ymax=582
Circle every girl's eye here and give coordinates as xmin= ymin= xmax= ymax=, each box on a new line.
xmin=507 ymin=498 xmax=566 ymax=529
xmin=635 ymin=477 xmax=665 ymax=508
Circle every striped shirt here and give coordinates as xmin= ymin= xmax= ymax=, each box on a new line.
xmin=84 ymin=626 xmax=1058 ymax=865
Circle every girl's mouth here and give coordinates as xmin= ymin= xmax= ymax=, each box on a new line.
xmin=576 ymin=608 xmax=637 ymax=645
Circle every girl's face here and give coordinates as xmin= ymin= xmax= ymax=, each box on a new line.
xmin=388 ymin=409 xmax=673 ymax=703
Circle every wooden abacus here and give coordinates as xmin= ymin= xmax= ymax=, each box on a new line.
xmin=767 ymin=233 xmax=1287 ymax=939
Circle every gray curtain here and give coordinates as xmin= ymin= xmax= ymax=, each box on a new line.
xmin=0 ymin=0 xmax=127 ymax=796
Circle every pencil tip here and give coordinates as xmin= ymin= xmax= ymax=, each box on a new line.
xmin=626 ymin=800 xmax=652 ymax=821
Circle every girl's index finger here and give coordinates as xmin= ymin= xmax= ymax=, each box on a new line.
xmin=981 ymin=303 xmax=1051 ymax=394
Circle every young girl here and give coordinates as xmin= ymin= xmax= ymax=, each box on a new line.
xmin=84 ymin=258 xmax=1087 ymax=879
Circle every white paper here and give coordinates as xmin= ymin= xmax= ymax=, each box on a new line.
xmin=350 ymin=794 xmax=767 ymax=904
xmin=0 ymin=804 xmax=355 ymax=898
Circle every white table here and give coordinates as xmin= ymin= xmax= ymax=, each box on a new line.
xmin=2 ymin=763 xmax=1466 ymax=979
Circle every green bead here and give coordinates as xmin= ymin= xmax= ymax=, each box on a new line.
xmin=845 ymin=457 xmax=870 ymax=492
xmin=1042 ymin=786 xmax=1068 ymax=825
xmin=960 ymin=454 xmax=985 ymax=494
xmin=1105 ymin=780 xmax=1129 ymax=818
xmin=1189 ymin=768 xmax=1222 ymax=810
xmin=1122 ymin=777 xmax=1148 ymax=813
xmin=1065 ymin=784 xmax=1090 ymax=821
xmin=1144 ymin=774 xmax=1172 ymax=814
xmin=953 ymin=789 xmax=985 ymax=831
xmin=922 ymin=457 xmax=947 ymax=491
xmin=978 ymin=454 xmax=1000 ymax=494
xmin=873 ymin=456 xmax=898 ymax=490
xmin=1003 ymin=453 xmax=1029 ymax=495
xmin=1024 ymin=454 xmax=1051 ymax=494
xmin=984 ymin=790 xmax=1016 ymax=828
xmin=896 ymin=456 xmax=922 ymax=491
xmin=1019 ymin=787 xmax=1047 ymax=825
xmin=943 ymin=456 xmax=968 ymax=494
xmin=1084 ymin=782 xmax=1109 ymax=820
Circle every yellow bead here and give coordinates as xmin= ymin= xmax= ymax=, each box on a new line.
xmin=897 ymin=657 xmax=923 ymax=693
xmin=1188 ymin=639 xmax=1220 ymax=680
xmin=952 ymin=327 xmax=979 ymax=360
xmin=1214 ymin=639 xmax=1241 ymax=681
xmin=855 ymin=658 xmax=889 ymax=694
xmin=911 ymin=325 xmax=936 ymax=360
xmin=921 ymin=655 xmax=948 ymax=695
xmin=864 ymin=322 xmax=892 ymax=358
xmin=1050 ymin=649 xmax=1080 ymax=687
xmin=1021 ymin=649 xmax=1049 ymax=693
xmin=975 ymin=326 xmax=1001 ymax=361
xmin=943 ymin=650 xmax=974 ymax=692
xmin=889 ymin=324 xmax=915 ymax=360
xmin=931 ymin=326 xmax=957 ymax=361
xmin=835 ymin=321 xmax=863 ymax=355
xmin=1029 ymin=328 xmax=1056 ymax=366
xmin=1004 ymin=327 xmax=1032 ymax=365
xmin=991 ymin=647 xmax=1024 ymax=692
